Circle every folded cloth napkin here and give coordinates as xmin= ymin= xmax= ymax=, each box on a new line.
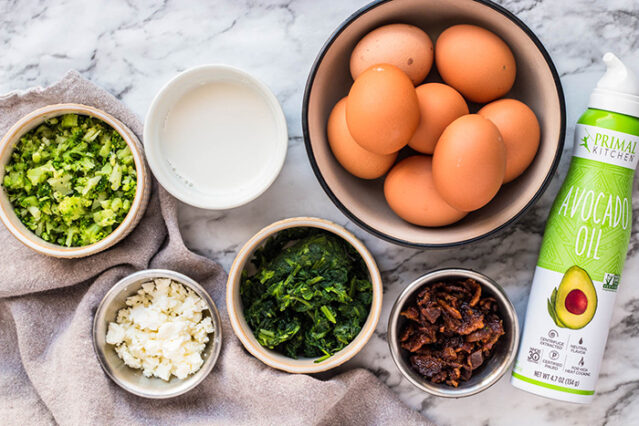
xmin=0 ymin=72 xmax=430 ymax=425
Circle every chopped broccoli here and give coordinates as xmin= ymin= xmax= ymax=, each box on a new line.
xmin=1 ymin=114 xmax=137 ymax=247
xmin=93 ymin=209 xmax=116 ymax=227
xmin=76 ymin=175 xmax=103 ymax=196
xmin=60 ymin=114 xmax=78 ymax=128
xmin=109 ymin=163 xmax=122 ymax=190
xmin=116 ymin=146 xmax=133 ymax=165
xmin=58 ymin=196 xmax=86 ymax=222
xmin=47 ymin=173 xmax=73 ymax=195
xmin=26 ymin=161 xmax=56 ymax=185
xmin=3 ymin=170 xmax=25 ymax=190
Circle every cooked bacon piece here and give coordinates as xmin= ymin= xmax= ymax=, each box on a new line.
xmin=430 ymin=282 xmax=448 ymax=292
xmin=402 ymin=336 xmax=426 ymax=352
xmin=480 ymin=297 xmax=500 ymax=312
xmin=419 ymin=324 xmax=438 ymax=341
xmin=401 ymin=306 xmax=420 ymax=322
xmin=441 ymin=346 xmax=458 ymax=361
xmin=410 ymin=355 xmax=443 ymax=378
xmin=401 ymin=324 xmax=437 ymax=352
xmin=467 ymin=279 xmax=482 ymax=307
xmin=466 ymin=326 xmax=492 ymax=343
xmin=416 ymin=287 xmax=431 ymax=304
xmin=447 ymin=283 xmax=471 ymax=294
xmin=399 ymin=278 xmax=506 ymax=388
xmin=447 ymin=364 xmax=462 ymax=386
xmin=430 ymin=371 xmax=448 ymax=384
xmin=438 ymin=299 xmax=462 ymax=320
xmin=469 ymin=350 xmax=484 ymax=370
xmin=456 ymin=305 xmax=485 ymax=335
xmin=441 ymin=314 xmax=460 ymax=334
xmin=442 ymin=335 xmax=462 ymax=347
xmin=456 ymin=341 xmax=475 ymax=354
xmin=421 ymin=302 xmax=441 ymax=323
xmin=483 ymin=316 xmax=505 ymax=352
xmin=460 ymin=366 xmax=472 ymax=381
xmin=399 ymin=322 xmax=415 ymax=342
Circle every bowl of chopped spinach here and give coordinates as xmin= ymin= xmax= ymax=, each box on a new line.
xmin=227 ymin=217 xmax=383 ymax=373
xmin=0 ymin=104 xmax=150 ymax=257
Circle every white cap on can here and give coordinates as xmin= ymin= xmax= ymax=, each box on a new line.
xmin=589 ymin=52 xmax=639 ymax=118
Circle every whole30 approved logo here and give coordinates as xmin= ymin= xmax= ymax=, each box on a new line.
xmin=602 ymin=272 xmax=620 ymax=291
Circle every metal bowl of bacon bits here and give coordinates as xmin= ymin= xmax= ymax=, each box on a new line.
xmin=388 ymin=268 xmax=519 ymax=398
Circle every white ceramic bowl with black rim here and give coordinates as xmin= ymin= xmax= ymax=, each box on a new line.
xmin=0 ymin=104 xmax=151 ymax=258
xmin=387 ymin=268 xmax=519 ymax=397
xmin=302 ymin=0 xmax=566 ymax=248
xmin=93 ymin=269 xmax=223 ymax=399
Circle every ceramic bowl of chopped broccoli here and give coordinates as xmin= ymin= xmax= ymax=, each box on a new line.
xmin=226 ymin=217 xmax=383 ymax=373
xmin=0 ymin=104 xmax=150 ymax=257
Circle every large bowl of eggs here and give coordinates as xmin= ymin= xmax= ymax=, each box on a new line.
xmin=302 ymin=0 xmax=566 ymax=247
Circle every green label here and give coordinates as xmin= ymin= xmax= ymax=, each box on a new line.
xmin=538 ymin=156 xmax=634 ymax=282
xmin=512 ymin=372 xmax=595 ymax=395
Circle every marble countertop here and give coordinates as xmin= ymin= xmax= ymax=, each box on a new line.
xmin=2 ymin=0 xmax=638 ymax=424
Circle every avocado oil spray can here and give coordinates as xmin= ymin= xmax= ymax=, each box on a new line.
xmin=511 ymin=53 xmax=639 ymax=403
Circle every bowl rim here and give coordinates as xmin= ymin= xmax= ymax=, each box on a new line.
xmin=387 ymin=268 xmax=520 ymax=397
xmin=0 ymin=103 xmax=148 ymax=257
xmin=226 ymin=216 xmax=383 ymax=374
xmin=301 ymin=0 xmax=567 ymax=248
xmin=143 ymin=64 xmax=288 ymax=210
xmin=92 ymin=269 xmax=223 ymax=399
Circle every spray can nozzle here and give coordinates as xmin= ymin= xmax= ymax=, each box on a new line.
xmin=596 ymin=52 xmax=639 ymax=95
xmin=589 ymin=53 xmax=639 ymax=118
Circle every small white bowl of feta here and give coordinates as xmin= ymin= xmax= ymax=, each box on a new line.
xmin=93 ymin=269 xmax=222 ymax=398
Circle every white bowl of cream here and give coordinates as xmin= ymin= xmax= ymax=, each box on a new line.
xmin=144 ymin=65 xmax=288 ymax=209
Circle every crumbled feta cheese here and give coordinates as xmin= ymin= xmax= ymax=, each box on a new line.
xmin=105 ymin=322 xmax=125 ymax=345
xmin=106 ymin=278 xmax=215 ymax=381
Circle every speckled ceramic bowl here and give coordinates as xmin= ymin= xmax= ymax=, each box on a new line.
xmin=0 ymin=104 xmax=150 ymax=258
xmin=226 ymin=217 xmax=383 ymax=374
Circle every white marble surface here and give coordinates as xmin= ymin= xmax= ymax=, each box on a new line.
xmin=2 ymin=0 xmax=638 ymax=424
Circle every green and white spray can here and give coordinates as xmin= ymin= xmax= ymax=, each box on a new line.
xmin=511 ymin=53 xmax=639 ymax=403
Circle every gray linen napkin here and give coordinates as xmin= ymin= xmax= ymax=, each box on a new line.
xmin=0 ymin=71 xmax=430 ymax=426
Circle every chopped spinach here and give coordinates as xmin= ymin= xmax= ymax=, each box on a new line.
xmin=241 ymin=228 xmax=373 ymax=361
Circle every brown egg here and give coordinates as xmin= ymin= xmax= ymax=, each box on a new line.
xmin=346 ymin=64 xmax=420 ymax=155
xmin=478 ymin=99 xmax=540 ymax=183
xmin=327 ymin=97 xmax=398 ymax=179
xmin=435 ymin=25 xmax=516 ymax=103
xmin=408 ymin=83 xmax=469 ymax=154
xmin=350 ymin=24 xmax=434 ymax=85
xmin=433 ymin=115 xmax=506 ymax=212
xmin=384 ymin=156 xmax=467 ymax=227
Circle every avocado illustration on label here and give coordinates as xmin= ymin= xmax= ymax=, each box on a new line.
xmin=547 ymin=266 xmax=598 ymax=329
